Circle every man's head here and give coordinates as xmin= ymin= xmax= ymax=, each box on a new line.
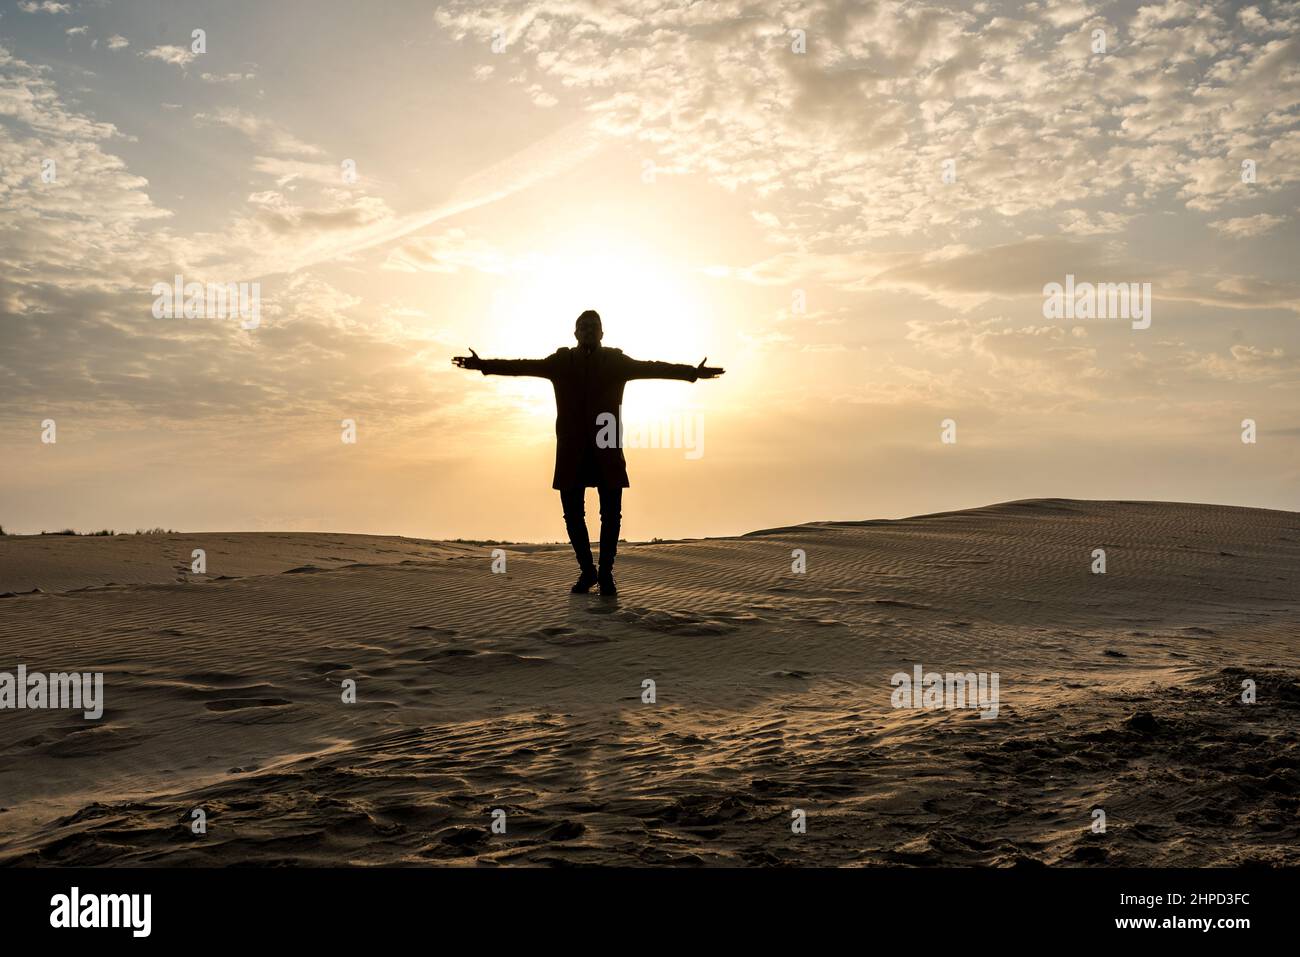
xmin=574 ymin=309 xmax=603 ymax=349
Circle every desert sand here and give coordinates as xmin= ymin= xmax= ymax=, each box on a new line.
xmin=0 ymin=499 xmax=1296 ymax=866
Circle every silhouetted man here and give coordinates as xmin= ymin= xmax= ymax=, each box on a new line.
xmin=453 ymin=310 xmax=724 ymax=596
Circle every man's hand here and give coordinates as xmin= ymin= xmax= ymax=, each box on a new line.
xmin=452 ymin=348 xmax=483 ymax=371
xmin=696 ymin=357 xmax=725 ymax=379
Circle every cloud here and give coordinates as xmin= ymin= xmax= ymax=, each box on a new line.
xmin=200 ymin=71 xmax=256 ymax=84
xmin=241 ymin=116 xmax=604 ymax=277
xmin=1039 ymin=2 xmax=1095 ymax=28
xmin=140 ymin=45 xmax=197 ymax=68
xmin=717 ymin=236 xmax=1300 ymax=315
xmin=0 ymin=46 xmax=392 ymax=296
xmin=907 ymin=314 xmax=1098 ymax=371
xmin=1060 ymin=209 xmax=1134 ymax=235
xmin=193 ymin=106 xmax=323 ymax=157
xmin=244 ymin=188 xmax=391 ymax=237
xmin=433 ymin=0 xmax=1300 ymax=242
xmin=383 ymin=229 xmax=511 ymax=274
xmin=252 ymin=156 xmax=353 ymax=188
xmin=1180 ymin=343 xmax=1296 ymax=382
xmin=0 ymin=44 xmax=173 ymax=291
xmin=1208 ymin=212 xmax=1285 ymax=237
xmin=106 ymin=35 xmax=129 ymax=50
xmin=19 ymin=1 xmax=70 ymax=13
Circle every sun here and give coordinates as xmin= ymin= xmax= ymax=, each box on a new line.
xmin=481 ymin=238 xmax=711 ymax=415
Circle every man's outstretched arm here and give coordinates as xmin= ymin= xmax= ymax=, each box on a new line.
xmin=622 ymin=355 xmax=726 ymax=381
xmin=452 ymin=348 xmax=553 ymax=377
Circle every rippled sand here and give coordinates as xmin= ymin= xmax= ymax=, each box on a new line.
xmin=1 ymin=499 xmax=1296 ymax=866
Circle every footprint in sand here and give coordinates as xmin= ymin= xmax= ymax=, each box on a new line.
xmin=204 ymin=698 xmax=293 ymax=712
xmin=419 ymin=649 xmax=553 ymax=675
xmin=529 ymin=626 xmax=611 ymax=645
xmin=409 ymin=625 xmax=458 ymax=636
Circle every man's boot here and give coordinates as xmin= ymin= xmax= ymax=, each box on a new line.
xmin=597 ymin=565 xmax=617 ymax=596
xmin=571 ymin=566 xmax=599 ymax=593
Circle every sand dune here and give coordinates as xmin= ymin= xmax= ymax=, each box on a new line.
xmin=0 ymin=532 xmax=493 ymax=596
xmin=0 ymin=499 xmax=1296 ymax=866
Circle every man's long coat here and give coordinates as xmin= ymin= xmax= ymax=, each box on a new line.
xmin=478 ymin=346 xmax=698 ymax=489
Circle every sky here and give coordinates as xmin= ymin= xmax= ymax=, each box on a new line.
xmin=1 ymin=0 xmax=1298 ymax=541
